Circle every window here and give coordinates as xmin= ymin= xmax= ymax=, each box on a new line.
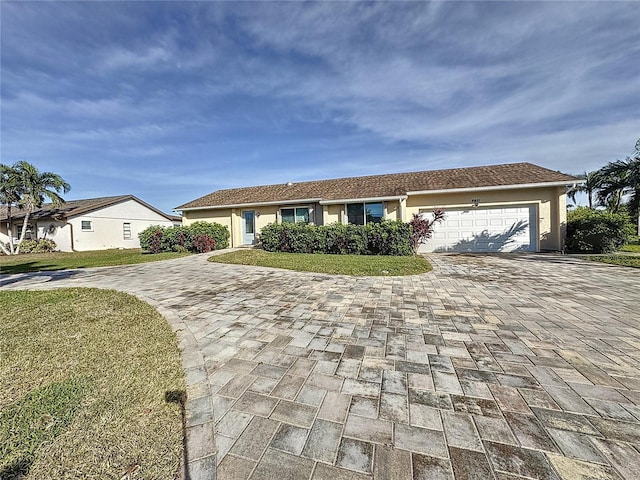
xmin=15 ymin=224 xmax=33 ymax=240
xmin=244 ymin=212 xmax=254 ymax=234
xmin=123 ymin=222 xmax=132 ymax=239
xmin=347 ymin=204 xmax=364 ymax=225
xmin=81 ymin=220 xmax=92 ymax=231
xmin=366 ymin=203 xmax=384 ymax=224
xmin=347 ymin=202 xmax=383 ymax=225
xmin=281 ymin=207 xmax=310 ymax=224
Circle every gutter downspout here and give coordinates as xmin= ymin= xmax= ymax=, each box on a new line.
xmin=66 ymin=222 xmax=77 ymax=252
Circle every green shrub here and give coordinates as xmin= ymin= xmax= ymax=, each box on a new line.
xmin=187 ymin=221 xmax=230 ymax=249
xmin=33 ymin=239 xmax=58 ymax=253
xmin=18 ymin=240 xmax=38 ymax=253
xmin=139 ymin=225 xmax=166 ymax=252
xmin=566 ymin=207 xmax=633 ymax=253
xmin=139 ymin=222 xmax=229 ymax=253
xmin=148 ymin=230 xmax=164 ymax=254
xmin=368 ymin=221 xmax=413 ymax=256
xmin=259 ymin=221 xmax=412 ymax=256
xmin=162 ymin=226 xmax=191 ymax=252
xmin=18 ymin=239 xmax=58 ymax=254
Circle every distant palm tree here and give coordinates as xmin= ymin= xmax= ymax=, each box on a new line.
xmin=596 ymin=167 xmax=628 ymax=214
xmin=597 ymin=141 xmax=640 ymax=219
xmin=11 ymin=161 xmax=71 ymax=254
xmin=566 ymin=170 xmax=602 ymax=209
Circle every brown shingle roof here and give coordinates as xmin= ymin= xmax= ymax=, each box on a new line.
xmin=0 ymin=195 xmax=177 ymax=222
xmin=177 ymin=162 xmax=578 ymax=210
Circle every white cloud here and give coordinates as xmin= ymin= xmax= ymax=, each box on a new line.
xmin=100 ymin=46 xmax=171 ymax=71
xmin=2 ymin=0 xmax=639 ymax=214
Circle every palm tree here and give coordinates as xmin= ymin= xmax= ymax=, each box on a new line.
xmin=0 ymin=164 xmax=24 ymax=254
xmin=596 ymin=167 xmax=629 ymax=214
xmin=12 ymin=161 xmax=70 ymax=254
xmin=566 ymin=170 xmax=602 ymax=209
xmin=597 ymin=139 xmax=640 ymax=233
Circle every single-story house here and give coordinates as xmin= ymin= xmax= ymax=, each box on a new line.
xmin=1 ymin=195 xmax=181 ymax=252
xmin=176 ymin=163 xmax=580 ymax=253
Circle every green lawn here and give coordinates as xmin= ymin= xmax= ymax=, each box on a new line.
xmin=0 ymin=249 xmax=189 ymax=275
xmin=209 ymin=249 xmax=432 ymax=276
xmin=584 ymin=240 xmax=640 ymax=267
xmin=582 ymin=255 xmax=640 ymax=268
xmin=0 ymin=289 xmax=185 ymax=479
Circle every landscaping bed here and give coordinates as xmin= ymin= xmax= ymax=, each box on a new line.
xmin=0 ymin=289 xmax=185 ymax=479
xmin=209 ymin=249 xmax=432 ymax=276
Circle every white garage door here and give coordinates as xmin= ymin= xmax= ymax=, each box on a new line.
xmin=420 ymin=205 xmax=538 ymax=253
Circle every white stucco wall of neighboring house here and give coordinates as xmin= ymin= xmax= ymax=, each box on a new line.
xmin=67 ymin=199 xmax=175 ymax=251
xmin=2 ymin=219 xmax=73 ymax=252
xmin=36 ymin=220 xmax=72 ymax=252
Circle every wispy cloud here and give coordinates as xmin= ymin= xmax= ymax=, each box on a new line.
xmin=1 ymin=1 xmax=638 ymax=213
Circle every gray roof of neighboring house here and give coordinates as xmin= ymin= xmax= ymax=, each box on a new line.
xmin=0 ymin=195 xmax=180 ymax=222
xmin=176 ymin=162 xmax=578 ymax=210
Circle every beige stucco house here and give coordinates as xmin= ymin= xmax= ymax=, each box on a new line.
xmin=176 ymin=163 xmax=580 ymax=253
xmin=1 ymin=195 xmax=180 ymax=252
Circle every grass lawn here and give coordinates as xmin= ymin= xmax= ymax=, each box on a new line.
xmin=620 ymin=244 xmax=640 ymax=253
xmin=582 ymin=255 xmax=640 ymax=268
xmin=0 ymin=249 xmax=189 ymax=275
xmin=0 ymin=289 xmax=185 ymax=479
xmin=209 ymin=249 xmax=432 ymax=276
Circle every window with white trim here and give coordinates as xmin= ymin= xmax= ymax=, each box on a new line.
xmin=123 ymin=222 xmax=132 ymax=239
xmin=15 ymin=224 xmax=33 ymax=240
xmin=281 ymin=207 xmax=310 ymax=224
xmin=346 ymin=202 xmax=383 ymax=225
xmin=81 ymin=220 xmax=92 ymax=231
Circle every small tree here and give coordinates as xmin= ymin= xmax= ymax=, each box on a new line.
xmin=0 ymin=164 xmax=24 ymax=255
xmin=409 ymin=209 xmax=445 ymax=254
xmin=13 ymin=161 xmax=70 ymax=254
xmin=1 ymin=161 xmax=70 ymax=255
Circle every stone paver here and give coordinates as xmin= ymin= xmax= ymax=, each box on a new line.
xmin=2 ymin=251 xmax=640 ymax=479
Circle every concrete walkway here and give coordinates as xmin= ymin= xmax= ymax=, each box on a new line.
xmin=2 ymin=252 xmax=640 ymax=479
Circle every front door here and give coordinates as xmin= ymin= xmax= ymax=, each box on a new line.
xmin=242 ymin=211 xmax=255 ymax=245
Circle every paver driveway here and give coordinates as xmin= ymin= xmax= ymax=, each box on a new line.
xmin=2 ymin=252 xmax=640 ymax=480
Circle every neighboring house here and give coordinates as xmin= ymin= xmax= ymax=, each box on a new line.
xmin=176 ymin=163 xmax=580 ymax=253
xmin=0 ymin=195 xmax=181 ymax=252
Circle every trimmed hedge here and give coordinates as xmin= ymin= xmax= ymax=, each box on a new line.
xmin=565 ymin=207 xmax=633 ymax=253
xmin=139 ymin=222 xmax=229 ymax=254
xmin=259 ymin=221 xmax=413 ymax=256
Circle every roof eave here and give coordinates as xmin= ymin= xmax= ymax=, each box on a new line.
xmin=176 ymin=198 xmax=324 ymax=211
xmin=406 ymin=180 xmax=583 ymax=196
xmin=319 ymin=195 xmax=408 ymax=205
xmin=65 ymin=195 xmax=177 ymax=222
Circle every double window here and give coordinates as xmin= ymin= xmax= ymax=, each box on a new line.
xmin=347 ymin=202 xmax=383 ymax=225
xmin=281 ymin=207 xmax=310 ymax=224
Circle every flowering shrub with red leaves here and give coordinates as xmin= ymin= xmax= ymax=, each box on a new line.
xmin=192 ymin=234 xmax=216 ymax=253
xmin=408 ymin=209 xmax=446 ymax=254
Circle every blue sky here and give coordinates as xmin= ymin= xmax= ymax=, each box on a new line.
xmin=2 ymin=1 xmax=639 ymax=214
